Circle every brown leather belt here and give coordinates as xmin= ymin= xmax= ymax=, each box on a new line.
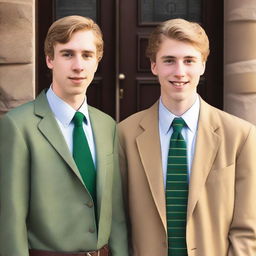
xmin=29 ymin=245 xmax=110 ymax=256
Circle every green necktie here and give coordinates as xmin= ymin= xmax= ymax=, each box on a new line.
xmin=73 ymin=112 xmax=96 ymax=204
xmin=166 ymin=117 xmax=188 ymax=256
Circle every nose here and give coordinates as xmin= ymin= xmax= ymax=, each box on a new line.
xmin=72 ymin=56 xmax=84 ymax=72
xmin=174 ymin=62 xmax=186 ymax=77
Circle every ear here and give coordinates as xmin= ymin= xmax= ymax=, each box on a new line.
xmin=151 ymin=61 xmax=158 ymax=76
xmin=46 ymin=55 xmax=54 ymax=69
xmin=200 ymin=61 xmax=206 ymax=76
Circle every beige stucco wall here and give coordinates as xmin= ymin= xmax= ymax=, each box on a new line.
xmin=224 ymin=0 xmax=256 ymax=124
xmin=0 ymin=0 xmax=35 ymax=115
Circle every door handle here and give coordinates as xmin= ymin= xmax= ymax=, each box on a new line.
xmin=118 ymin=74 xmax=125 ymax=99
xmin=119 ymin=73 xmax=126 ymax=80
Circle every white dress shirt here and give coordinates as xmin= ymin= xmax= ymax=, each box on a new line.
xmin=158 ymin=96 xmax=200 ymax=186
xmin=46 ymin=87 xmax=96 ymax=166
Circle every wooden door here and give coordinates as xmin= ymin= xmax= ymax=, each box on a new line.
xmin=37 ymin=0 xmax=223 ymax=121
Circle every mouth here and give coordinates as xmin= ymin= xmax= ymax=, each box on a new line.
xmin=169 ymin=81 xmax=189 ymax=88
xmin=69 ymin=77 xmax=86 ymax=83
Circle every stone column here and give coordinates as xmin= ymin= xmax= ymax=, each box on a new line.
xmin=0 ymin=0 xmax=35 ymax=115
xmin=224 ymin=0 xmax=256 ymax=124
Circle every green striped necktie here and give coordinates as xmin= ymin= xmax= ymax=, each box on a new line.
xmin=166 ymin=117 xmax=188 ymax=256
xmin=72 ymin=112 xmax=97 ymax=204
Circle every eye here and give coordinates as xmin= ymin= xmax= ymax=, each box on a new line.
xmin=62 ymin=52 xmax=73 ymax=58
xmin=82 ymin=52 xmax=94 ymax=59
xmin=82 ymin=53 xmax=91 ymax=59
xmin=184 ymin=59 xmax=195 ymax=64
xmin=163 ymin=59 xmax=174 ymax=64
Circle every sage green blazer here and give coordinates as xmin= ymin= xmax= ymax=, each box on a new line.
xmin=0 ymin=91 xmax=128 ymax=256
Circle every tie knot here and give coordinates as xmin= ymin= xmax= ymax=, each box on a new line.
xmin=73 ymin=112 xmax=85 ymax=127
xmin=171 ymin=117 xmax=186 ymax=133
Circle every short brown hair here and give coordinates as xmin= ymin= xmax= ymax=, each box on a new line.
xmin=146 ymin=18 xmax=210 ymax=62
xmin=44 ymin=15 xmax=104 ymax=61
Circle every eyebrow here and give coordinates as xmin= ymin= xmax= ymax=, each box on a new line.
xmin=59 ymin=49 xmax=96 ymax=55
xmin=161 ymin=55 xmax=199 ymax=59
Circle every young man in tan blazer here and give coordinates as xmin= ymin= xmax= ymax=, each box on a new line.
xmin=0 ymin=16 xmax=128 ymax=256
xmin=118 ymin=18 xmax=256 ymax=256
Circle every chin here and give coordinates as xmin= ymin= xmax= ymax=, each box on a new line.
xmin=69 ymin=88 xmax=86 ymax=96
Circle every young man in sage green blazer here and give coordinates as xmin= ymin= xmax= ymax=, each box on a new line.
xmin=0 ymin=16 xmax=128 ymax=256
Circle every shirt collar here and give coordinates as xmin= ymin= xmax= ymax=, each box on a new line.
xmin=46 ymin=86 xmax=90 ymax=127
xmin=159 ymin=95 xmax=200 ymax=134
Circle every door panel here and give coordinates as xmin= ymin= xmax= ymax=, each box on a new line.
xmin=37 ymin=0 xmax=223 ymax=121
xmin=119 ymin=0 xmax=158 ymax=120
xmin=55 ymin=0 xmax=98 ymax=21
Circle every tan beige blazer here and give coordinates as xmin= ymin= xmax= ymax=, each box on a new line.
xmin=118 ymin=98 xmax=256 ymax=256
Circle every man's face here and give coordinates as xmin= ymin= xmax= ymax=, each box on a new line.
xmin=46 ymin=29 xmax=99 ymax=103
xmin=151 ymin=37 xmax=205 ymax=110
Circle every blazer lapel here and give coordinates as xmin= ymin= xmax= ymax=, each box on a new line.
xmin=34 ymin=91 xmax=84 ymax=185
xmin=187 ymin=99 xmax=221 ymax=220
xmin=136 ymin=102 xmax=167 ymax=231
xmin=88 ymin=107 xmax=107 ymax=207
xmin=89 ymin=107 xmax=120 ymax=246
xmin=88 ymin=107 xmax=110 ymax=239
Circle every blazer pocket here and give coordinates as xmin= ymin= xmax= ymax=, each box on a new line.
xmin=205 ymin=164 xmax=236 ymax=203
xmin=206 ymin=163 xmax=235 ymax=184
xmin=204 ymin=164 xmax=236 ymax=223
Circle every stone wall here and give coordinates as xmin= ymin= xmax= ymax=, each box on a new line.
xmin=0 ymin=0 xmax=35 ymax=115
xmin=224 ymin=0 xmax=256 ymax=124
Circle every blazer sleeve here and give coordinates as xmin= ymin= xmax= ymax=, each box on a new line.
xmin=228 ymin=125 xmax=256 ymax=255
xmin=108 ymin=125 xmax=129 ymax=256
xmin=0 ymin=114 xmax=30 ymax=256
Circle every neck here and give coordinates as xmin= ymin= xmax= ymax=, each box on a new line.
xmin=162 ymin=95 xmax=197 ymax=116
xmin=64 ymin=96 xmax=85 ymax=110
xmin=53 ymin=91 xmax=86 ymax=110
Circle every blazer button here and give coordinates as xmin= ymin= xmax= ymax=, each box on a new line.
xmin=89 ymin=227 xmax=95 ymax=233
xmin=86 ymin=201 xmax=94 ymax=208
